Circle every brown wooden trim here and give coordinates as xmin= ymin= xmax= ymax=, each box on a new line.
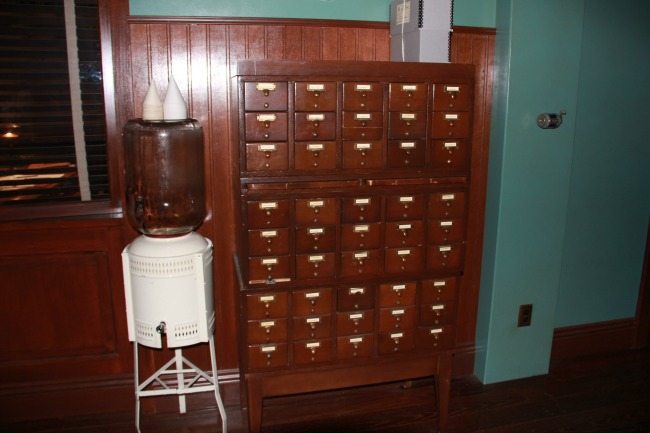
xmin=0 ymin=200 xmax=123 ymax=223
xmin=551 ymin=319 xmax=638 ymax=363
xmin=452 ymin=26 xmax=496 ymax=35
xmin=128 ymin=15 xmax=390 ymax=29
xmin=634 ymin=219 xmax=650 ymax=348
xmin=452 ymin=344 xmax=476 ymax=377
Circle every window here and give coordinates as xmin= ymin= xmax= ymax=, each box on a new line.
xmin=0 ymin=0 xmax=108 ymax=205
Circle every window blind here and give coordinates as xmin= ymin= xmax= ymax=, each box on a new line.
xmin=0 ymin=0 xmax=108 ymax=205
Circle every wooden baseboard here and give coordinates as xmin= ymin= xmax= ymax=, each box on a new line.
xmin=550 ymin=318 xmax=638 ymax=364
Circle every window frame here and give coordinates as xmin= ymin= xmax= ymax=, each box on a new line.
xmin=0 ymin=0 xmax=129 ymax=223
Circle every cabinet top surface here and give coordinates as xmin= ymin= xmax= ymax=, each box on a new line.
xmin=235 ymin=60 xmax=474 ymax=81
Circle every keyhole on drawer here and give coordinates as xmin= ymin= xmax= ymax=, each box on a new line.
xmin=263 ymin=102 xmax=269 ymax=108
xmin=264 ymin=121 xmax=271 ymax=129
xmin=313 ymin=151 xmax=320 ymax=158
xmin=361 ymin=121 xmax=367 ymax=127
xmin=263 ymin=89 xmax=270 ymax=96
xmin=448 ymin=121 xmax=455 ymax=127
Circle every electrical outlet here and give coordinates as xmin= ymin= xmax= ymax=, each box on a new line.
xmin=518 ymin=304 xmax=533 ymax=327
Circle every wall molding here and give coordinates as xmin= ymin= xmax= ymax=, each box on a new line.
xmin=551 ymin=319 xmax=638 ymax=364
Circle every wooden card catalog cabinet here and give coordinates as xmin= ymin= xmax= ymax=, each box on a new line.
xmin=232 ymin=61 xmax=481 ymax=433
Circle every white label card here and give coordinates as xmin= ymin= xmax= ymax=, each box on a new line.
xmin=355 ymin=143 xmax=372 ymax=150
xmin=392 ymin=309 xmax=405 ymax=315
xmin=355 ymin=84 xmax=372 ymax=91
xmin=430 ymin=328 xmax=443 ymax=334
xmin=261 ymin=230 xmax=277 ymax=237
xmin=402 ymin=84 xmax=418 ymax=91
xmin=307 ymin=114 xmax=325 ymax=121
xmin=433 ymin=281 xmax=447 ymax=287
xmin=390 ymin=332 xmax=404 ymax=339
xmin=306 ymin=342 xmax=321 ymax=349
xmin=349 ymin=288 xmax=365 ymax=295
xmin=349 ymin=337 xmax=363 ymax=344
xmin=309 ymin=200 xmax=324 ymax=208
xmin=305 ymin=292 xmax=320 ymax=298
xmin=354 ymin=225 xmax=369 ymax=233
xmin=445 ymin=85 xmax=460 ymax=92
xmin=354 ymin=251 xmax=368 ymax=259
xmin=439 ymin=246 xmax=452 ymax=252
xmin=355 ymin=113 xmax=372 ymax=120
xmin=260 ymin=295 xmax=275 ymax=302
xmin=261 ymin=258 xmax=278 ymax=265
xmin=397 ymin=249 xmax=411 ymax=256
xmin=259 ymin=202 xmax=278 ymax=209
xmin=401 ymin=113 xmax=416 ymax=120
xmin=309 ymin=227 xmax=324 ymax=235
xmin=442 ymin=194 xmax=456 ymax=201
xmin=445 ymin=113 xmax=459 ymax=120
xmin=400 ymin=142 xmax=416 ymax=149
xmin=444 ymin=142 xmax=458 ymax=148
xmin=398 ymin=224 xmax=412 ymax=230
xmin=307 ymin=143 xmax=324 ymax=151
xmin=261 ymin=321 xmax=275 ymax=328
xmin=256 ymin=82 xmax=276 ymax=91
xmin=440 ymin=221 xmax=453 ymax=227
xmin=354 ymin=198 xmax=370 ymax=205
xmin=261 ymin=345 xmax=276 ymax=352
xmin=256 ymin=114 xmax=277 ymax=122
xmin=306 ymin=317 xmax=321 ymax=324
xmin=349 ymin=313 xmax=364 ymax=320
xmin=393 ymin=284 xmax=406 ymax=291
xmin=307 ymin=83 xmax=325 ymax=91
xmin=258 ymin=144 xmax=277 ymax=152
xmin=309 ymin=255 xmax=324 ymax=262
xmin=432 ymin=305 xmax=445 ymax=310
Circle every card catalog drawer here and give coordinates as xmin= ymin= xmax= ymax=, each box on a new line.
xmin=336 ymin=310 xmax=374 ymax=335
xmin=341 ymin=196 xmax=381 ymax=223
xmin=341 ymin=222 xmax=382 ymax=250
xmin=426 ymin=244 xmax=464 ymax=272
xmin=248 ymin=343 xmax=288 ymax=370
xmin=415 ymin=325 xmax=454 ymax=351
xmin=248 ymin=256 xmax=291 ymax=284
xmin=245 ymin=142 xmax=288 ymax=171
xmin=428 ymin=218 xmax=466 ymax=244
xmin=247 ymin=318 xmax=288 ymax=344
xmin=385 ymin=193 xmax=425 ymax=221
xmin=295 ymin=197 xmax=338 ymax=225
xmin=340 ymin=249 xmax=382 ymax=277
xmin=294 ymin=81 xmax=337 ymax=111
xmin=247 ymin=228 xmax=290 ymax=256
xmin=245 ymin=292 xmax=289 ymax=320
xmin=337 ymin=286 xmax=375 ymax=311
xmin=386 ymin=140 xmax=425 ymax=168
xmin=336 ymin=334 xmax=374 ymax=360
xmin=421 ymin=278 xmax=458 ymax=303
xmin=295 ymin=225 xmax=336 ymax=253
xmin=388 ymin=111 xmax=427 ymax=139
xmin=385 ymin=246 xmax=424 ymax=274
xmin=434 ymin=84 xmax=470 ymax=111
xmin=428 ymin=192 xmax=466 ymax=218
xmin=378 ymin=306 xmax=416 ymax=332
xmin=342 ymin=141 xmax=384 ymax=169
xmin=293 ymin=339 xmax=333 ymax=365
xmin=384 ymin=221 xmax=424 ymax=248
xmin=295 ymin=252 xmax=336 ymax=279
xmin=247 ymin=199 xmax=290 ymax=228
xmin=292 ymin=287 xmax=333 ymax=315
xmin=378 ymin=330 xmax=415 ymax=354
xmin=294 ymin=141 xmax=337 ymax=171
xmin=244 ymin=81 xmax=288 ymax=111
xmin=343 ymin=82 xmax=383 ymax=110
xmin=431 ymin=139 xmax=469 ymax=170
xmin=292 ymin=315 xmax=332 ymax=340
xmin=294 ymin=112 xmax=336 ymax=141
xmin=389 ymin=82 xmax=428 ymax=111
xmin=245 ymin=112 xmax=288 ymax=141
xmin=378 ymin=282 xmax=417 ymax=307
xmin=419 ymin=301 xmax=455 ymax=326
xmin=431 ymin=111 xmax=470 ymax=139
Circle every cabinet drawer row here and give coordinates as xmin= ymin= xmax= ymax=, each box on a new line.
xmin=247 ymin=301 xmax=456 ymax=344
xmin=247 ymin=243 xmax=464 ymax=283
xmin=246 ymin=191 xmax=467 ymax=228
xmin=243 ymin=81 xmax=471 ymax=112
xmin=245 ymin=138 xmax=469 ymax=171
xmin=246 ymin=326 xmax=454 ymax=370
xmin=244 ymin=278 xmax=458 ymax=318
xmin=244 ymin=111 xmax=470 ymax=142
xmin=249 ymin=218 xmax=466 ymax=255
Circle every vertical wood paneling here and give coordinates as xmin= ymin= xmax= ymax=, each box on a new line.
xmin=302 ymin=26 xmax=322 ymax=60
xmin=128 ymin=24 xmax=150 ymax=118
xmin=374 ymin=28 xmax=390 ymax=60
xmin=321 ymin=27 xmax=339 ymax=60
xmin=338 ymin=28 xmax=357 ymax=60
xmin=283 ymin=26 xmax=303 ymax=60
xmin=266 ymin=26 xmax=285 ymax=60
xmin=247 ymin=25 xmax=266 ymax=60
xmin=357 ymin=28 xmax=375 ymax=61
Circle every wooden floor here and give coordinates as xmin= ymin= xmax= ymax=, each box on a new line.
xmin=4 ymin=346 xmax=650 ymax=433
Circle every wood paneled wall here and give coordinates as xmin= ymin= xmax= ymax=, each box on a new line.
xmin=0 ymin=15 xmax=494 ymax=422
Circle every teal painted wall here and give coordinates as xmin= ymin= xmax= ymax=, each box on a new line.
xmin=556 ymin=0 xmax=650 ymax=327
xmin=475 ymin=0 xmax=585 ymax=383
xmin=129 ymin=0 xmax=497 ymax=27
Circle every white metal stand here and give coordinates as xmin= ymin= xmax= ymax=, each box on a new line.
xmin=133 ymin=334 xmax=227 ymax=433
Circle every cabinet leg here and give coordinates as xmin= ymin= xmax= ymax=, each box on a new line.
xmin=247 ymin=379 xmax=263 ymax=433
xmin=436 ymin=352 xmax=452 ymax=432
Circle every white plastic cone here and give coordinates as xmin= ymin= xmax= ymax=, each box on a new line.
xmin=163 ymin=77 xmax=187 ymax=120
xmin=142 ymin=82 xmax=163 ymax=121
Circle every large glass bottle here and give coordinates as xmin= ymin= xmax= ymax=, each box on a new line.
xmin=123 ymin=119 xmax=205 ymax=236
